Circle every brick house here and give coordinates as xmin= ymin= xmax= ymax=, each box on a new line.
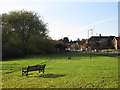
xmin=112 ymin=37 xmax=120 ymax=49
xmin=88 ymin=34 xmax=115 ymax=50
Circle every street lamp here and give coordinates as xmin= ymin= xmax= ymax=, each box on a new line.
xmin=88 ymin=29 xmax=93 ymax=59
xmin=88 ymin=29 xmax=93 ymax=39
xmin=90 ymin=29 xmax=93 ymax=37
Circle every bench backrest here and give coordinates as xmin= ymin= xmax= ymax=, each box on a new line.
xmin=68 ymin=57 xmax=71 ymax=60
xmin=28 ymin=64 xmax=46 ymax=71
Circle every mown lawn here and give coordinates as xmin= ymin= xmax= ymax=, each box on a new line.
xmin=2 ymin=51 xmax=118 ymax=88
xmin=94 ymin=52 xmax=120 ymax=58
xmin=101 ymin=49 xmax=120 ymax=52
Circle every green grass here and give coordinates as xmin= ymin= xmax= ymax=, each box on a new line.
xmin=2 ymin=51 xmax=118 ymax=88
xmin=95 ymin=52 xmax=120 ymax=58
xmin=101 ymin=49 xmax=115 ymax=52
xmin=101 ymin=49 xmax=120 ymax=52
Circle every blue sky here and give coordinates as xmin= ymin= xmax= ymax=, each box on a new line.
xmin=0 ymin=1 xmax=118 ymax=40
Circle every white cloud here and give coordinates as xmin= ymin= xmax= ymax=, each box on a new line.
xmin=90 ymin=17 xmax=116 ymax=26
xmin=48 ymin=17 xmax=116 ymax=40
xmin=78 ymin=17 xmax=116 ymax=31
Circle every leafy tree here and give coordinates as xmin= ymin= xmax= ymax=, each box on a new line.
xmin=90 ymin=41 xmax=100 ymax=50
xmin=100 ymin=39 xmax=107 ymax=49
xmin=63 ymin=37 xmax=69 ymax=44
xmin=5 ymin=10 xmax=47 ymax=54
xmin=76 ymin=38 xmax=80 ymax=44
xmin=2 ymin=10 xmax=49 ymax=58
xmin=106 ymin=38 xmax=114 ymax=49
xmin=55 ymin=41 xmax=66 ymax=52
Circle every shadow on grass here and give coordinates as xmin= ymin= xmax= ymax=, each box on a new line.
xmin=39 ymin=74 xmax=66 ymax=78
xmin=21 ymin=73 xmax=66 ymax=78
xmin=27 ymin=73 xmax=66 ymax=78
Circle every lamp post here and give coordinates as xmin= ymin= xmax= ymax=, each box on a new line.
xmin=90 ymin=29 xmax=93 ymax=37
xmin=88 ymin=30 xmax=89 ymax=39
xmin=88 ymin=29 xmax=93 ymax=39
xmin=88 ymin=29 xmax=93 ymax=59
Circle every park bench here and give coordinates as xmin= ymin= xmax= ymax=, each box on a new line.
xmin=22 ymin=64 xmax=46 ymax=76
xmin=68 ymin=57 xmax=71 ymax=60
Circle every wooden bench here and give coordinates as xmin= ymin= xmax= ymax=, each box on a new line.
xmin=22 ymin=64 xmax=46 ymax=76
xmin=68 ymin=57 xmax=71 ymax=60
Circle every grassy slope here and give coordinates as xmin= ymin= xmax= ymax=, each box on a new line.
xmin=2 ymin=52 xmax=118 ymax=88
xmin=101 ymin=49 xmax=120 ymax=52
xmin=94 ymin=52 xmax=120 ymax=58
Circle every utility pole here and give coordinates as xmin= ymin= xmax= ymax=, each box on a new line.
xmin=88 ymin=29 xmax=93 ymax=59
xmin=88 ymin=29 xmax=93 ymax=39
xmin=88 ymin=30 xmax=89 ymax=39
xmin=90 ymin=29 xmax=93 ymax=37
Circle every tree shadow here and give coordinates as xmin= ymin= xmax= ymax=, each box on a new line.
xmin=39 ymin=74 xmax=66 ymax=78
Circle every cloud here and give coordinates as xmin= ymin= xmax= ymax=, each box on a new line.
xmin=78 ymin=17 xmax=116 ymax=31
xmin=47 ymin=17 xmax=116 ymax=40
xmin=90 ymin=17 xmax=116 ymax=26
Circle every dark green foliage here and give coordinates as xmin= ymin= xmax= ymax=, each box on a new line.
xmin=90 ymin=42 xmax=100 ymax=50
xmin=3 ymin=46 xmax=24 ymax=58
xmin=55 ymin=43 xmax=66 ymax=52
xmin=63 ymin=37 xmax=69 ymax=44
xmin=107 ymin=38 xmax=114 ymax=49
xmin=2 ymin=10 xmax=61 ymax=59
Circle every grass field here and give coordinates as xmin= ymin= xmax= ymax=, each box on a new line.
xmin=101 ymin=49 xmax=120 ymax=52
xmin=2 ymin=51 xmax=118 ymax=88
xmin=94 ymin=52 xmax=120 ymax=58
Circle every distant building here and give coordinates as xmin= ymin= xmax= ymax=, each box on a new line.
xmin=88 ymin=34 xmax=115 ymax=50
xmin=112 ymin=37 xmax=120 ymax=49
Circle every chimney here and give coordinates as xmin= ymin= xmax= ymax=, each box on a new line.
xmin=99 ymin=34 xmax=101 ymax=37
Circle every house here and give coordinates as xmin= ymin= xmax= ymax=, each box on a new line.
xmin=68 ymin=39 xmax=88 ymax=51
xmin=88 ymin=34 xmax=115 ymax=50
xmin=112 ymin=37 xmax=120 ymax=49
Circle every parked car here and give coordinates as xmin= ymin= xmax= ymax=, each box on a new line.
xmin=94 ymin=49 xmax=98 ymax=52
xmin=81 ymin=48 xmax=85 ymax=51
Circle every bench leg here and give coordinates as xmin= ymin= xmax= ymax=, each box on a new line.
xmin=26 ymin=71 xmax=28 ymax=77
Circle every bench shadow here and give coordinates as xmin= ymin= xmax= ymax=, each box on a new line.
xmin=39 ymin=74 xmax=66 ymax=78
xmin=21 ymin=72 xmax=66 ymax=78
